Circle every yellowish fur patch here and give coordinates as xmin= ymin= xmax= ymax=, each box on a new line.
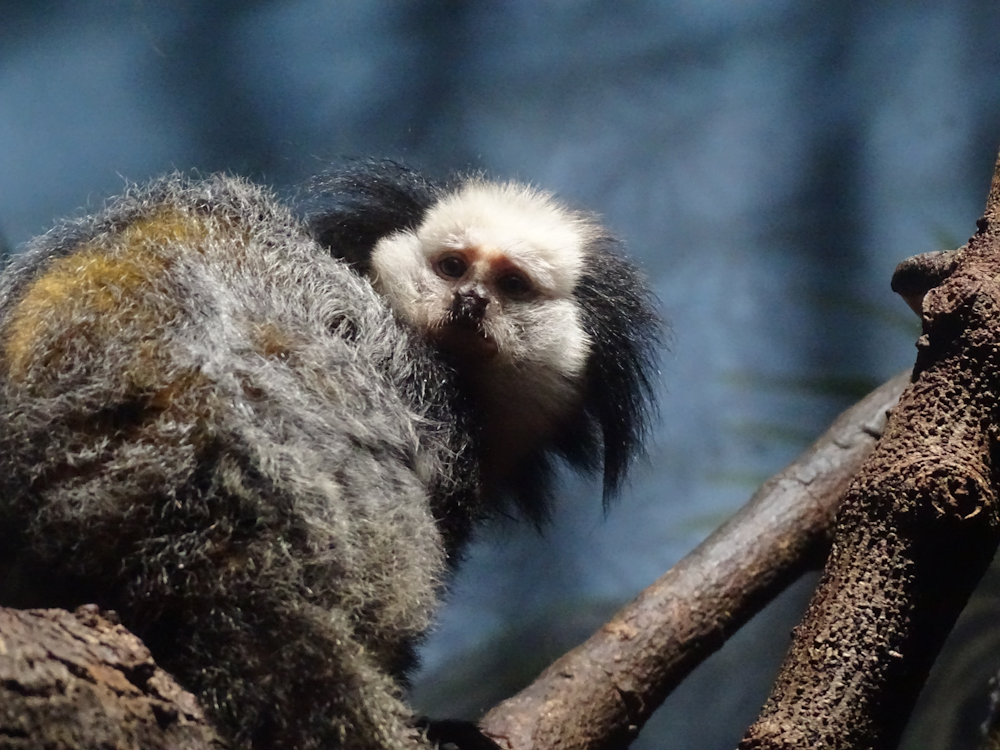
xmin=2 ymin=209 xmax=214 ymax=382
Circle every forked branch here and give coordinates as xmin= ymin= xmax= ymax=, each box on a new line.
xmin=741 ymin=148 xmax=1000 ymax=750
xmin=480 ymin=372 xmax=908 ymax=750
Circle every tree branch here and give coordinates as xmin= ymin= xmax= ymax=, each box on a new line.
xmin=480 ymin=371 xmax=909 ymax=750
xmin=740 ymin=148 xmax=1000 ymax=749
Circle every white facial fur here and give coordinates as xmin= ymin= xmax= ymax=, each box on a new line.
xmin=368 ymin=180 xmax=600 ymax=475
xmin=369 ymin=179 xmax=595 ymax=381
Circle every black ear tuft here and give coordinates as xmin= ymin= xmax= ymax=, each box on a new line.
xmin=574 ymin=236 xmax=664 ymax=501
xmin=299 ymin=160 xmax=441 ymax=272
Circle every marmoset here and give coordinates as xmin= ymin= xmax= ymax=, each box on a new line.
xmin=304 ymin=161 xmax=661 ymax=515
xmin=0 ymin=167 xmax=661 ymax=750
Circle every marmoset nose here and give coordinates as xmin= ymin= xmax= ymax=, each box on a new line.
xmin=452 ymin=289 xmax=489 ymax=322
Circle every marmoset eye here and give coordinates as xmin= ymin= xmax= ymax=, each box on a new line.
xmin=496 ymin=272 xmax=532 ymax=298
xmin=436 ymin=255 xmax=467 ymax=279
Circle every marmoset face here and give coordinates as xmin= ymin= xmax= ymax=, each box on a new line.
xmin=369 ymin=180 xmax=592 ymax=378
xmin=307 ymin=160 xmax=662 ymax=502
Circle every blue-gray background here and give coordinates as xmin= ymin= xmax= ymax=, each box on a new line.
xmin=3 ymin=3 xmax=999 ymax=748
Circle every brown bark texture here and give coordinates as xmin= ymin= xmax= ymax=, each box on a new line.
xmin=740 ymin=151 xmax=1000 ymax=750
xmin=479 ymin=371 xmax=908 ymax=750
xmin=0 ymin=605 xmax=226 ymax=750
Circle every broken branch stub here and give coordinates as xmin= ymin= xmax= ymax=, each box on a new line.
xmin=741 ymin=151 xmax=1000 ymax=750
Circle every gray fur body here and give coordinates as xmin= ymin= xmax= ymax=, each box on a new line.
xmin=0 ymin=174 xmax=478 ymax=749
xmin=0 ymin=166 xmax=661 ymax=750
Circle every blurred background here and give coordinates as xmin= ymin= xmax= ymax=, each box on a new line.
xmin=3 ymin=2 xmax=1000 ymax=747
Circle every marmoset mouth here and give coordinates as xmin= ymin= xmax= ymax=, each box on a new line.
xmin=433 ymin=322 xmax=498 ymax=361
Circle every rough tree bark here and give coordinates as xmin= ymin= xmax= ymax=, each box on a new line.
xmin=740 ymin=149 xmax=1000 ymax=749
xmin=0 ymin=605 xmax=225 ymax=749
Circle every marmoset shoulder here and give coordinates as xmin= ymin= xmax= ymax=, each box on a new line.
xmin=0 ymin=166 xmax=661 ymax=750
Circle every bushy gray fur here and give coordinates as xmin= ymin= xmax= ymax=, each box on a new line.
xmin=0 ymin=174 xmax=482 ymax=750
xmin=0 ymin=168 xmax=661 ymax=750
